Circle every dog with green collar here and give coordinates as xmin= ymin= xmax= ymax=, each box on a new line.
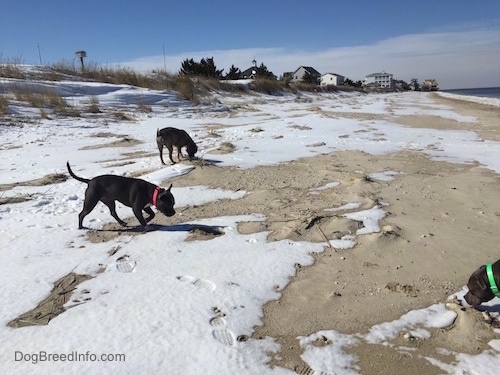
xmin=464 ymin=259 xmax=500 ymax=306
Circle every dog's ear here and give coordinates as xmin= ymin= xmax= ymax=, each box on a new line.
xmin=471 ymin=266 xmax=489 ymax=290
xmin=158 ymin=184 xmax=172 ymax=196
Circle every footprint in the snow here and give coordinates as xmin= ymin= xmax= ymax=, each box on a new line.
xmin=296 ymin=365 xmax=334 ymax=375
xmin=177 ymin=275 xmax=216 ymax=291
xmin=115 ymin=255 xmax=136 ymax=273
xmin=177 ymin=276 xmax=235 ymax=345
xmin=209 ymin=316 xmax=227 ymax=327
xmin=212 ymin=329 xmax=236 ymax=346
xmin=210 ymin=316 xmax=236 ymax=346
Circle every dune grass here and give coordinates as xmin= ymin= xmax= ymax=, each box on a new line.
xmin=0 ymin=58 xmax=364 ymax=113
xmin=0 ymin=95 xmax=9 ymax=115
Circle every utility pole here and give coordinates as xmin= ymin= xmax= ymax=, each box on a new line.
xmin=37 ymin=44 xmax=42 ymax=65
xmin=163 ymin=43 xmax=167 ymax=72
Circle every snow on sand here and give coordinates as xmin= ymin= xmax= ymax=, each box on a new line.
xmin=1 ymin=78 xmax=499 ymax=374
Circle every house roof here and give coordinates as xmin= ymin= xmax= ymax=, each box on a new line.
xmin=366 ymin=71 xmax=393 ymax=77
xmin=292 ymin=66 xmax=321 ymax=77
xmin=321 ymin=73 xmax=344 ymax=78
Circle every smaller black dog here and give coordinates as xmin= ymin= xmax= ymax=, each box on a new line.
xmin=156 ymin=127 xmax=198 ymax=165
xmin=464 ymin=259 xmax=500 ymax=306
xmin=67 ymin=162 xmax=175 ymax=229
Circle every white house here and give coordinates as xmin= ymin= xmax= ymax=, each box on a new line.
xmin=422 ymin=79 xmax=439 ymax=91
xmin=363 ymin=71 xmax=393 ymax=88
xmin=320 ymin=73 xmax=345 ymax=86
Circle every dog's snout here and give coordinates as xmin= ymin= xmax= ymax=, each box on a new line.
xmin=464 ymin=292 xmax=480 ymax=306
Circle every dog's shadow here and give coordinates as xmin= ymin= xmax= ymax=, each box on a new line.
xmin=92 ymin=223 xmax=225 ymax=238
xmin=475 ymin=303 xmax=500 ymax=314
xmin=150 ymin=223 xmax=225 ymax=235
xmin=192 ymin=157 xmax=224 ymax=166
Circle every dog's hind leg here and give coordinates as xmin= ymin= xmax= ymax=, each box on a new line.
xmin=78 ymin=209 xmax=90 ymax=229
xmin=78 ymin=190 xmax=101 ymax=229
xmin=101 ymin=199 xmax=127 ymax=227
xmin=167 ymin=144 xmax=176 ymax=164
xmin=157 ymin=140 xmax=166 ymax=165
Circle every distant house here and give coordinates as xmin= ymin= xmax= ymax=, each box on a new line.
xmin=421 ymin=79 xmax=439 ymax=91
xmin=393 ymin=80 xmax=408 ymax=90
xmin=363 ymin=71 xmax=393 ymax=88
xmin=239 ymin=59 xmax=277 ymax=80
xmin=240 ymin=59 xmax=259 ymax=79
xmin=320 ymin=73 xmax=345 ymax=86
xmin=289 ymin=66 xmax=321 ymax=83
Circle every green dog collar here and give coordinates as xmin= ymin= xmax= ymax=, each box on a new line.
xmin=486 ymin=263 xmax=500 ymax=298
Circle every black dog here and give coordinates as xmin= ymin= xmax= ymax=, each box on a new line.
xmin=67 ymin=162 xmax=175 ymax=229
xmin=464 ymin=259 xmax=500 ymax=306
xmin=156 ymin=127 xmax=198 ymax=165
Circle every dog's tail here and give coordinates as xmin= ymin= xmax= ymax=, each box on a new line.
xmin=66 ymin=162 xmax=90 ymax=184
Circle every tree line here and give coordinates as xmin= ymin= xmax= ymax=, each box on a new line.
xmin=180 ymin=57 xmax=274 ymax=80
xmin=179 ymin=56 xmax=420 ymax=90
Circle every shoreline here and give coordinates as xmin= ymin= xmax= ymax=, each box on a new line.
xmin=435 ymin=90 xmax=500 ymax=108
xmin=439 ymin=86 xmax=500 ymax=99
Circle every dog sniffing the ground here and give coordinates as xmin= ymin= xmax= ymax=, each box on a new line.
xmin=67 ymin=162 xmax=175 ymax=229
xmin=464 ymin=259 xmax=500 ymax=306
xmin=156 ymin=127 xmax=198 ymax=165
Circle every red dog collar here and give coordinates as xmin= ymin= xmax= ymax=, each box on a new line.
xmin=152 ymin=186 xmax=161 ymax=206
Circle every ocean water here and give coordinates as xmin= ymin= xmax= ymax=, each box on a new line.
xmin=442 ymin=87 xmax=500 ymax=99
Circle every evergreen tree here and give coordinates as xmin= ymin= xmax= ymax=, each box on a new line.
xmin=179 ymin=57 xmax=223 ymax=78
xmin=255 ymin=63 xmax=275 ymax=79
xmin=179 ymin=58 xmax=197 ymax=76
xmin=344 ymin=78 xmax=354 ymax=86
xmin=345 ymin=77 xmax=362 ymax=87
xmin=225 ymin=65 xmax=241 ymax=80
xmin=302 ymin=71 xmax=317 ymax=84
xmin=410 ymin=78 xmax=420 ymax=91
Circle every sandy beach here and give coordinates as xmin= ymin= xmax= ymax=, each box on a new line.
xmin=2 ymin=85 xmax=500 ymax=374
xmin=83 ymin=93 xmax=500 ymax=374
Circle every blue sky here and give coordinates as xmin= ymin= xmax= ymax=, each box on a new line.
xmin=1 ymin=1 xmax=499 ymax=89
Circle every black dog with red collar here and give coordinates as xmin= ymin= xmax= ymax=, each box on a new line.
xmin=67 ymin=162 xmax=175 ymax=229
